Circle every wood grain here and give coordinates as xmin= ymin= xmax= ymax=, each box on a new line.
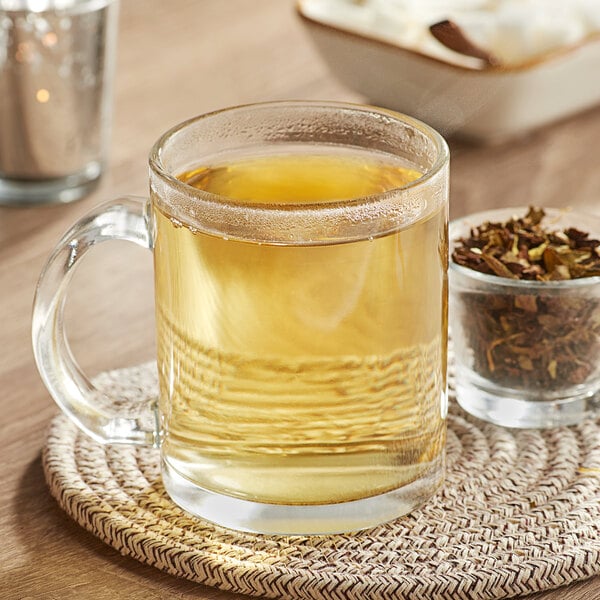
xmin=1 ymin=0 xmax=599 ymax=598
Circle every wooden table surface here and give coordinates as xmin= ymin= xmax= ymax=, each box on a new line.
xmin=2 ymin=1 xmax=600 ymax=598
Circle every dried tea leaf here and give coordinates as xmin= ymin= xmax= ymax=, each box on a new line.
xmin=518 ymin=356 xmax=534 ymax=371
xmin=525 ymin=206 xmax=545 ymax=225
xmin=528 ymin=243 xmax=548 ymax=262
xmin=542 ymin=247 xmax=563 ymax=274
xmin=481 ymin=253 xmax=519 ymax=279
xmin=546 ymin=265 xmax=571 ymax=281
xmin=514 ymin=295 xmax=537 ymax=312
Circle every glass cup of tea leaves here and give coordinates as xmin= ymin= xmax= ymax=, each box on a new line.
xmin=33 ymin=101 xmax=450 ymax=534
xmin=449 ymin=206 xmax=600 ymax=429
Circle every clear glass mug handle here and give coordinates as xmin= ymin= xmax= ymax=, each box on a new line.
xmin=32 ymin=196 xmax=158 ymax=447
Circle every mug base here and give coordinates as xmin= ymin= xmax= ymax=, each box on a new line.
xmin=161 ymin=455 xmax=445 ymax=535
xmin=455 ymin=380 xmax=600 ymax=429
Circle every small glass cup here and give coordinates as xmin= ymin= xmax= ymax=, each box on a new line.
xmin=449 ymin=207 xmax=600 ymax=429
xmin=0 ymin=0 xmax=118 ymax=205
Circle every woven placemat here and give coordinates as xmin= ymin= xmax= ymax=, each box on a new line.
xmin=43 ymin=362 xmax=600 ymax=600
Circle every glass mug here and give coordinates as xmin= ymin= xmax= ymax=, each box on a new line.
xmin=33 ymin=101 xmax=450 ymax=535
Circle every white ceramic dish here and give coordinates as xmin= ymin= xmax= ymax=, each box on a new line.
xmin=297 ymin=1 xmax=600 ymax=143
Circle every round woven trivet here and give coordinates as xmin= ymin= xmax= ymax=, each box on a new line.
xmin=43 ymin=362 xmax=600 ymax=600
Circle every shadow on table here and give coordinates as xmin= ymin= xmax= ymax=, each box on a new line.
xmin=5 ymin=452 xmax=244 ymax=600
xmin=0 ymin=202 xmax=73 ymax=245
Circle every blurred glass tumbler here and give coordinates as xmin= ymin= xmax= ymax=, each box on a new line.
xmin=0 ymin=0 xmax=118 ymax=205
xmin=32 ymin=102 xmax=449 ymax=534
xmin=449 ymin=208 xmax=600 ymax=429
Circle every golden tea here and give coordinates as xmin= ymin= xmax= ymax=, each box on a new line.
xmin=153 ymin=152 xmax=447 ymax=505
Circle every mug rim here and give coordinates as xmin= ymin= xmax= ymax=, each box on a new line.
xmin=148 ymin=100 xmax=449 ymax=214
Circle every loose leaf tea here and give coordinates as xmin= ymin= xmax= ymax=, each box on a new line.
xmin=452 ymin=207 xmax=600 ymax=390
